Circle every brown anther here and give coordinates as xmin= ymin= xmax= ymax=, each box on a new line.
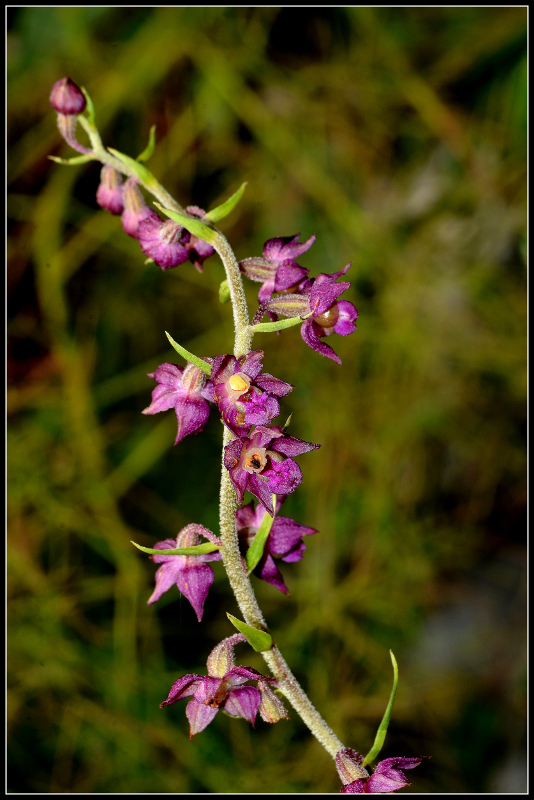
xmin=313 ymin=303 xmax=340 ymax=329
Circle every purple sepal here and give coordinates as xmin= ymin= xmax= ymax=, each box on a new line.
xmin=160 ymin=673 xmax=203 ymax=707
xmin=262 ymin=458 xmax=303 ymax=496
xmin=301 ymin=317 xmax=341 ymax=364
xmin=241 ymin=233 xmax=315 ymax=303
xmin=186 ymin=698 xmax=219 ymax=737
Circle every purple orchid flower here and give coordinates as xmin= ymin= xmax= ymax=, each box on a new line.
xmin=236 ymin=499 xmax=316 ymax=594
xmin=264 ymin=264 xmax=358 ymax=364
xmin=160 ymin=634 xmax=265 ymax=737
xmin=223 ymin=425 xmax=320 ymax=516
xmin=239 ymin=233 xmax=315 ymax=304
xmin=211 ymin=350 xmax=293 ymax=437
xmin=147 ymin=524 xmax=222 ymax=621
xmin=96 ymin=165 xmax=124 ymax=215
xmin=335 ymin=748 xmax=427 ymax=794
xmin=142 ymin=361 xmax=214 ymax=445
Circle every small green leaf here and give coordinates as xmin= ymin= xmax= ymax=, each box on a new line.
xmin=246 ymin=495 xmax=276 ymax=573
xmin=131 ymin=540 xmax=220 ymax=556
xmin=283 ymin=414 xmax=292 ymax=430
xmin=48 ymin=154 xmax=94 ymax=166
xmin=154 ymin=203 xmax=217 ymax=245
xmin=219 ymin=280 xmax=231 ymax=304
xmin=226 ymin=613 xmax=273 ymax=652
xmin=80 ymin=86 xmax=95 ymax=125
xmin=249 ymin=315 xmax=309 ymax=334
xmin=136 ymin=124 xmax=156 ymax=163
xmin=205 ymin=182 xmax=247 ymax=223
xmin=362 ymin=651 xmax=399 ymax=767
xmin=165 ymin=331 xmax=212 ymax=376
xmin=107 ymin=147 xmax=156 ymax=187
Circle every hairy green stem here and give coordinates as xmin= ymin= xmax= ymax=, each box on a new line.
xmin=215 ymin=232 xmax=346 ymax=759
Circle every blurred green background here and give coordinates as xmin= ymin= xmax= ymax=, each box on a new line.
xmin=7 ymin=7 xmax=526 ymax=793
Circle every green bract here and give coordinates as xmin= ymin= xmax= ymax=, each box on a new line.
xmin=245 ymin=494 xmax=276 ymax=573
xmin=154 ymin=203 xmax=217 ymax=245
xmin=107 ymin=147 xmax=157 ymax=188
xmin=131 ymin=540 xmax=220 ymax=556
xmin=205 ymin=182 xmax=247 ymax=223
xmin=362 ymin=651 xmax=399 ymax=767
xmin=165 ymin=331 xmax=212 ymax=376
xmin=226 ymin=613 xmax=273 ymax=652
xmin=136 ymin=124 xmax=156 ymax=163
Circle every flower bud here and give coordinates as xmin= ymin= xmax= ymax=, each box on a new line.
xmin=49 ymin=77 xmax=86 ymax=115
xmin=96 ymin=166 xmax=124 ymax=215
xmin=121 ymin=177 xmax=159 ymax=238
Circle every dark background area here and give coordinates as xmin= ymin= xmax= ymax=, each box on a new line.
xmin=7 ymin=7 xmax=526 ymax=793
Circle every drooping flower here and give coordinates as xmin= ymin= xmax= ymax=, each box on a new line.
xmin=160 ymin=634 xmax=266 ymax=737
xmin=264 ymin=264 xmax=358 ymax=364
xmin=142 ymin=361 xmax=214 ymax=445
xmin=335 ymin=748 xmax=427 ymax=794
xmin=121 ymin=177 xmax=160 ymax=238
xmin=49 ymin=77 xmax=91 ymax=155
xmin=96 ymin=165 xmax=124 ymax=215
xmin=211 ymin=350 xmax=293 ymax=437
xmin=147 ymin=524 xmax=222 ymax=621
xmin=137 ymin=215 xmax=190 ymax=270
xmin=236 ymin=499 xmax=316 ymax=594
xmin=239 ymin=233 xmax=315 ymax=304
xmin=223 ymin=425 xmax=320 ymax=516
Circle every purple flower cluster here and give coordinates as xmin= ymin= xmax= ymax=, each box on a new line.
xmin=160 ymin=634 xmax=287 ymax=737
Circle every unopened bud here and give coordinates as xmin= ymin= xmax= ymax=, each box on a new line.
xmin=49 ymin=77 xmax=86 ymax=115
xmin=96 ymin=166 xmax=124 ymax=215
xmin=206 ymin=634 xmax=246 ymax=678
xmin=335 ymin=748 xmax=369 ymax=784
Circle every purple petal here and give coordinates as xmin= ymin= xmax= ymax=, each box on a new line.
xmin=160 ymin=674 xmax=203 ymax=707
xmin=175 ymin=561 xmax=215 ymax=622
xmin=240 ymin=350 xmax=264 ymax=381
xmin=247 ymin=473 xmax=275 ymax=516
xmin=274 ymin=261 xmax=309 ymax=291
xmin=269 ymin=516 xmax=316 ymax=556
xmin=148 ymin=363 xmax=185 ymax=388
xmin=269 ymin=435 xmax=320 ymax=457
xmin=280 ymin=540 xmax=307 ymax=563
xmin=279 ymin=232 xmax=316 ymax=260
xmin=250 ymin=425 xmax=282 ymax=449
xmin=264 ymin=459 xmax=303 ymax=496
xmin=364 ymin=773 xmax=409 ymax=793
xmin=147 ymin=561 xmax=183 ymax=605
xmin=263 ymin=236 xmax=296 ymax=263
xmin=142 ymin=382 xmax=182 ymax=415
xmin=229 ymin=465 xmax=249 ymax=504
xmin=309 ymin=278 xmax=350 ymax=317
xmin=375 ymin=757 xmax=426 ymax=774
xmin=301 ymin=317 xmax=341 ymax=364
xmin=333 ymin=300 xmax=359 ymax=336
xmin=341 ymin=780 xmax=367 ymax=793
xmin=150 ymin=538 xmax=181 ymax=563
xmin=186 ymin=698 xmax=219 ymax=737
xmin=258 ymin=278 xmax=276 ymax=305
xmin=243 ymin=391 xmax=280 ymax=426
xmin=225 ymin=665 xmax=263 ymax=684
xmin=257 ymin=553 xmax=289 ymax=594
xmin=222 ymin=686 xmax=261 ymax=723
xmin=173 ymin=394 xmax=210 ymax=444
xmin=224 ymin=438 xmax=244 ymax=470
xmin=253 ymin=373 xmax=294 ymax=397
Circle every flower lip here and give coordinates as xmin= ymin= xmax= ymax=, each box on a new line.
xmin=244 ymin=448 xmax=267 ymax=473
